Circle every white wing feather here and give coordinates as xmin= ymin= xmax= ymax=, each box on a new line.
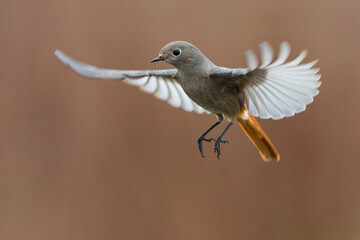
xmin=243 ymin=42 xmax=321 ymax=120
xmin=55 ymin=50 xmax=209 ymax=115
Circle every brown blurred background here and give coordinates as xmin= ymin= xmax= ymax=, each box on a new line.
xmin=1 ymin=0 xmax=360 ymax=239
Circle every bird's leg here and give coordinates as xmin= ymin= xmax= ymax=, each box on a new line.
xmin=214 ymin=121 xmax=234 ymax=159
xmin=197 ymin=121 xmax=221 ymax=158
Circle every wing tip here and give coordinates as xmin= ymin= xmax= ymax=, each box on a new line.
xmin=54 ymin=49 xmax=68 ymax=65
xmin=280 ymin=41 xmax=290 ymax=48
xmin=245 ymin=49 xmax=259 ymax=70
xmin=260 ymin=41 xmax=271 ymax=48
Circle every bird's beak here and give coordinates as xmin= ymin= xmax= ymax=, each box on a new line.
xmin=150 ymin=56 xmax=164 ymax=63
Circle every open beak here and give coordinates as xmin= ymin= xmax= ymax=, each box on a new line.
xmin=150 ymin=56 xmax=164 ymax=63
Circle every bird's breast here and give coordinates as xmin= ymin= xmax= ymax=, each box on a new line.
xmin=178 ymin=74 xmax=241 ymax=118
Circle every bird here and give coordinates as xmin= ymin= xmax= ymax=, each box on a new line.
xmin=55 ymin=41 xmax=321 ymax=161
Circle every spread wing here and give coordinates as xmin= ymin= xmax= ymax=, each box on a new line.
xmin=55 ymin=50 xmax=209 ymax=114
xmin=211 ymin=42 xmax=321 ymax=120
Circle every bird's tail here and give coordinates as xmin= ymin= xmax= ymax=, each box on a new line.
xmin=237 ymin=108 xmax=280 ymax=162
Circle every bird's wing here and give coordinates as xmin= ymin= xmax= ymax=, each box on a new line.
xmin=55 ymin=50 xmax=209 ymax=114
xmin=210 ymin=42 xmax=321 ymax=120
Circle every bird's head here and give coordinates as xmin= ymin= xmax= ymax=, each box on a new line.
xmin=151 ymin=41 xmax=213 ymax=71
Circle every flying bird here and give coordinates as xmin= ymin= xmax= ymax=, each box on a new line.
xmin=55 ymin=41 xmax=321 ymax=161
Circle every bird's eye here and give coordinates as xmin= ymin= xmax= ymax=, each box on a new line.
xmin=172 ymin=49 xmax=181 ymax=56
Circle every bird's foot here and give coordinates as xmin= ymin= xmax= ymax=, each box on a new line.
xmin=214 ymin=137 xmax=229 ymax=159
xmin=197 ymin=135 xmax=216 ymax=158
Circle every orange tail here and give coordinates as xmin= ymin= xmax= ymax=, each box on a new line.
xmin=237 ymin=109 xmax=280 ymax=162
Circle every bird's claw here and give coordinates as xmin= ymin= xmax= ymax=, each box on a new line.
xmin=214 ymin=137 xmax=229 ymax=159
xmin=197 ymin=135 xmax=216 ymax=157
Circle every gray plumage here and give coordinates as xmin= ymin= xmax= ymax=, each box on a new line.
xmin=55 ymin=41 xmax=320 ymax=120
xmin=55 ymin=41 xmax=321 ymax=160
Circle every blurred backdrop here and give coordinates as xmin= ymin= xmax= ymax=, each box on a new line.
xmin=1 ymin=0 xmax=360 ymax=239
